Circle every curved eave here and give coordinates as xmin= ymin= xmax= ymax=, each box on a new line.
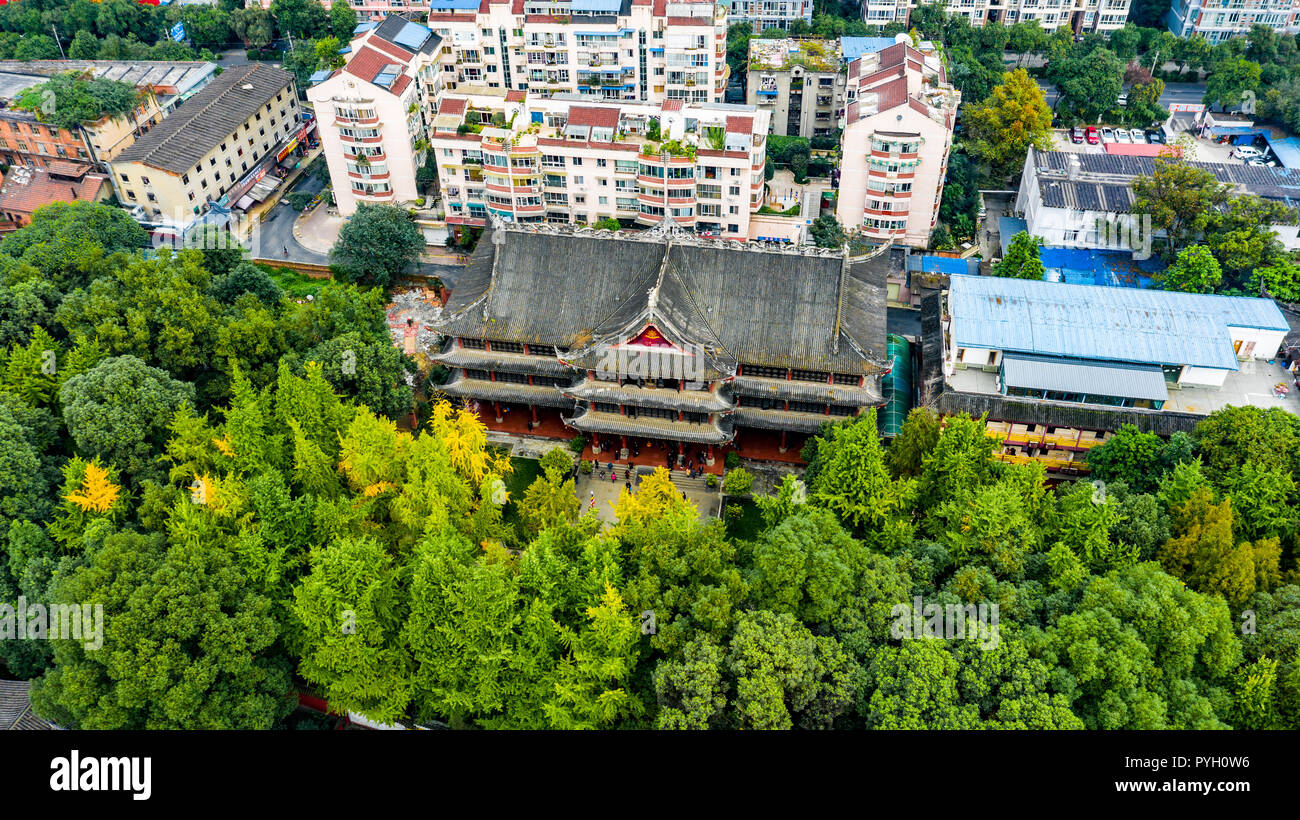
xmin=430 ymin=345 xmax=578 ymax=378
xmin=733 ymin=407 xmax=851 ymax=433
xmin=435 ymin=376 xmax=576 ymax=409
xmin=732 ymin=375 xmax=883 ymax=406
xmin=564 ymin=409 xmax=734 ymax=444
xmin=563 ymin=380 xmax=733 ymax=413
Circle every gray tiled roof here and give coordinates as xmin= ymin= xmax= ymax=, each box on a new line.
xmin=0 ymin=680 xmax=54 ymax=730
xmin=113 ymin=64 xmax=294 ymax=174
xmin=436 ymin=224 xmax=891 ymax=375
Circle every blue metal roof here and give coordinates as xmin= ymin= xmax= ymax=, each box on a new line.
xmin=308 ymin=69 xmax=334 ymax=85
xmin=393 ymin=21 xmax=434 ymax=50
xmin=908 ymin=255 xmax=975 ymax=276
xmin=429 ymin=0 xmax=480 ymax=8
xmin=949 ymin=275 xmax=1288 ymax=371
xmin=840 ymin=37 xmax=898 ymax=64
xmin=572 ymin=0 xmax=623 ymax=10
xmin=1037 ymin=246 xmax=1164 ymax=289
xmin=1265 ymin=135 xmax=1300 ymax=169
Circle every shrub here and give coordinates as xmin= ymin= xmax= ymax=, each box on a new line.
xmin=579 ymin=460 xmax=593 ymax=474
xmin=705 ymin=474 xmax=719 ymax=489
xmin=568 ymin=435 xmax=587 ymax=454
xmin=725 ymin=451 xmax=741 ymax=470
xmin=722 ymin=467 xmax=754 ymax=497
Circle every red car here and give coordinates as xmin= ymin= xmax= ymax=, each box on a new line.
xmin=1085 ymin=126 xmax=1100 ymax=145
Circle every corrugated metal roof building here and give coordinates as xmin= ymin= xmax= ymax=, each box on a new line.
xmin=949 ymin=275 xmax=1288 ymax=372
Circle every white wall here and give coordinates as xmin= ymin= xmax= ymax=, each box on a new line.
xmin=1229 ymin=327 xmax=1289 ymax=359
xmin=1180 ymin=366 xmax=1229 ymax=388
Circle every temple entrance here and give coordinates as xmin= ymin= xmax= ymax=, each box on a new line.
xmin=580 ymin=434 xmax=723 ymax=477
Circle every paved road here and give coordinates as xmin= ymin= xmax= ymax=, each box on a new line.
xmin=253 ymin=198 xmax=330 ymax=266
xmin=1037 ymin=80 xmax=1207 ymax=109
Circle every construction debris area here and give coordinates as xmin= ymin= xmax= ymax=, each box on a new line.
xmin=386 ymin=286 xmax=443 ymax=370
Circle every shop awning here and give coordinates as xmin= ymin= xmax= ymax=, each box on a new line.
xmin=234 ymin=194 xmax=255 ymax=210
xmin=247 ymin=175 xmax=284 ymax=202
xmin=1001 ymin=353 xmax=1169 ymax=402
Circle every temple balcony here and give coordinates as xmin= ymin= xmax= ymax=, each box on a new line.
xmin=731 ymin=375 xmax=882 ymax=407
xmin=437 ymin=374 xmax=576 ymax=410
xmin=563 ymin=380 xmax=733 ymax=413
xmin=564 ymin=408 xmax=733 ymax=445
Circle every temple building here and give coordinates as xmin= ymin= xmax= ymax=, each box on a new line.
xmin=430 ymin=218 xmax=892 ymax=464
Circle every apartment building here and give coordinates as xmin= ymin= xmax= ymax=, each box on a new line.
xmin=1014 ymin=148 xmax=1300 ymax=252
xmin=0 ymin=61 xmax=219 ymax=171
xmin=746 ymin=38 xmax=847 ymax=138
xmin=308 ymin=17 xmax=444 ymax=215
xmin=108 ymin=64 xmax=301 ymax=229
xmin=726 ymin=0 xmax=814 ymax=31
xmin=255 ymin=0 xmax=429 ymax=22
xmin=836 ymin=36 xmax=958 ymax=249
xmin=1167 ymin=0 xmax=1300 ymax=42
xmin=429 ymin=90 xmax=769 ymax=238
xmin=864 ymin=0 xmax=1132 ymax=33
xmin=423 ymin=0 xmax=729 ymax=105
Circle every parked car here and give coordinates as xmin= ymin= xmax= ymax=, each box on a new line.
xmin=1247 ymin=158 xmax=1278 ymax=167
xmin=1235 ymin=145 xmax=1264 ymax=159
xmin=1101 ymin=127 xmax=1116 ymax=142
xmin=1085 ymin=126 xmax=1100 ymax=144
xmin=1144 ymin=129 xmax=1165 ymax=144
xmin=1115 ymin=129 xmax=1132 ymax=143
xmin=1070 ymin=126 xmax=1084 ymax=144
xmin=1126 ymin=129 xmax=1144 ymax=142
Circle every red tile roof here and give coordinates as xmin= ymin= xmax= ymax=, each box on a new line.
xmin=568 ymin=106 xmax=620 ymax=129
xmin=46 ymin=160 xmax=89 ymax=178
xmin=0 ymin=166 xmax=108 ymax=218
xmin=505 ymin=90 xmax=526 ymax=102
xmin=439 ymin=98 xmax=468 ymax=117
xmin=344 ymin=47 xmax=395 ymax=84
xmin=368 ymin=36 xmax=416 ymax=64
xmin=660 ymin=99 xmax=683 ymax=112
xmin=390 ymin=74 xmax=412 ymax=96
xmin=725 ymin=115 xmax=753 ymax=135
xmin=875 ymin=77 xmax=909 ymax=112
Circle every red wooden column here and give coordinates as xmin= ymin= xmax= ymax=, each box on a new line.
xmin=493 ymin=401 xmax=503 ymax=423
xmin=779 ymin=429 xmax=788 ymax=454
xmin=705 ymin=443 xmax=714 ymax=466
xmin=590 ymin=431 xmax=601 ymax=455
xmin=529 ymin=404 xmax=538 ymax=429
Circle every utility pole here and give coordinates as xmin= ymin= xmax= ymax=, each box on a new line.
xmin=52 ymin=24 xmax=66 ymax=59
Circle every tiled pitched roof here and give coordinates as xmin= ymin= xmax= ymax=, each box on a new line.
xmin=0 ymin=165 xmax=107 ymax=216
xmin=0 ymin=680 xmax=54 ymax=730
xmin=345 ymin=47 xmax=399 ymax=84
xmin=439 ymin=97 xmax=467 ymax=117
xmin=113 ymin=64 xmax=293 ymax=174
xmin=725 ymin=115 xmax=753 ymax=134
xmin=568 ymin=106 xmax=620 ymax=128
